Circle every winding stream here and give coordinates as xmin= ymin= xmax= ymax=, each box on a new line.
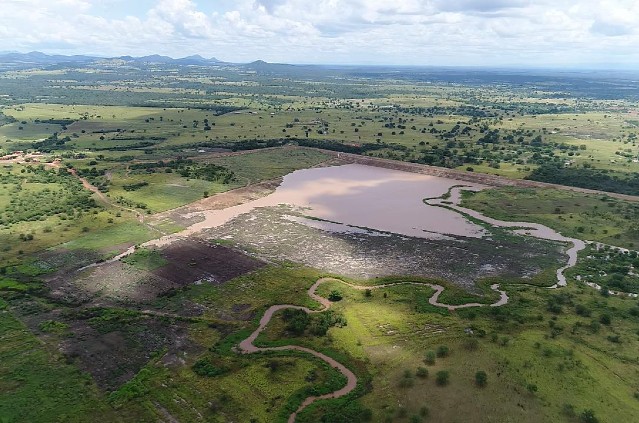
xmin=426 ymin=186 xmax=587 ymax=288
xmin=238 ymin=277 xmax=508 ymax=422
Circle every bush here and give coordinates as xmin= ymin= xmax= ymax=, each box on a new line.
xmin=328 ymin=290 xmax=343 ymax=301
xmin=416 ymin=367 xmax=429 ymax=378
xmin=436 ymin=345 xmax=450 ymax=357
xmin=579 ymin=409 xmax=599 ymax=423
xmin=192 ymin=359 xmax=226 ymax=377
xmin=435 ymin=370 xmax=449 ymax=386
xmin=475 ymin=370 xmax=487 ymax=387
xmin=424 ymin=351 xmax=436 ymax=365
xmin=282 ymin=308 xmax=310 ymax=335
xmin=419 ymin=406 xmax=429 ymax=417
xmin=599 ymin=313 xmax=611 ymax=325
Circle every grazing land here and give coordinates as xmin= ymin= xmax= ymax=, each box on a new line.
xmin=1 ymin=56 xmax=639 ymax=423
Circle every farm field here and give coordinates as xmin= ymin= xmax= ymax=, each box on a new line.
xmin=1 ymin=59 xmax=639 ymax=423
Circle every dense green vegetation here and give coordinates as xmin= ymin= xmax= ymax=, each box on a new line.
xmin=528 ymin=163 xmax=639 ymax=196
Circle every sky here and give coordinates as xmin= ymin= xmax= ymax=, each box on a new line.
xmin=2 ymin=0 xmax=639 ymax=68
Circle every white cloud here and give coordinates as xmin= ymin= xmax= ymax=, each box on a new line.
xmin=0 ymin=0 xmax=638 ymax=67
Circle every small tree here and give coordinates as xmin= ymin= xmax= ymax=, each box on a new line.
xmin=424 ymin=351 xmax=436 ymax=365
xmin=475 ymin=370 xmax=487 ymax=387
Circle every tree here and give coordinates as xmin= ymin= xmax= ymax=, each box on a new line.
xmin=475 ymin=370 xmax=487 ymax=387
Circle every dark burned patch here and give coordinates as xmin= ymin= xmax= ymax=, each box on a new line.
xmin=154 ymin=239 xmax=264 ymax=286
xmin=42 ymin=238 xmax=264 ymax=306
xmin=60 ymin=313 xmax=201 ymax=391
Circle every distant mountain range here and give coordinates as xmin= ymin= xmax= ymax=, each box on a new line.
xmin=0 ymin=51 xmax=226 ymax=69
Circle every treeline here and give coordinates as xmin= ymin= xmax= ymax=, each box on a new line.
xmin=294 ymin=138 xmax=406 ymax=154
xmin=0 ymin=111 xmax=16 ymax=126
xmin=130 ymin=159 xmax=235 ymax=183
xmin=33 ymin=133 xmax=72 ymax=152
xmin=527 ymin=163 xmax=639 ymax=196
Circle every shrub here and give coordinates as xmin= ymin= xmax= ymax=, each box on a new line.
xmin=435 ymin=370 xmax=449 ymax=386
xmin=436 ymin=345 xmax=450 ymax=357
xmin=424 ymin=351 xmax=436 ymax=365
xmin=416 ymin=367 xmax=429 ymax=378
xmin=192 ymin=359 xmax=226 ymax=377
xmin=599 ymin=313 xmax=611 ymax=325
xmin=475 ymin=370 xmax=487 ymax=387
xmin=282 ymin=308 xmax=310 ymax=335
xmin=399 ymin=369 xmax=414 ymax=388
xmin=419 ymin=406 xmax=429 ymax=417
xmin=579 ymin=409 xmax=599 ymax=423
xmin=328 ymin=290 xmax=343 ymax=301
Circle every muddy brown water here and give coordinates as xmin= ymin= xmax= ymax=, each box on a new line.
xmin=145 ymin=164 xmax=486 ymax=248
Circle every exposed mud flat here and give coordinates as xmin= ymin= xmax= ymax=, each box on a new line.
xmin=205 ymin=206 xmax=562 ymax=287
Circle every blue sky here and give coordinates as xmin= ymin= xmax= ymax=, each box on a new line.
xmin=2 ymin=0 xmax=639 ymax=68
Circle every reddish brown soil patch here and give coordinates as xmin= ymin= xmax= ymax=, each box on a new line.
xmin=154 ymin=239 xmax=265 ymax=285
